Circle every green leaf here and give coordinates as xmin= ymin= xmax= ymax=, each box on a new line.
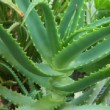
xmin=15 ymin=0 xmax=50 ymax=62
xmin=0 ymin=63 xmax=28 ymax=95
xmin=16 ymin=0 xmax=59 ymax=63
xmin=0 ymin=84 xmax=36 ymax=106
xmin=70 ymin=88 xmax=93 ymax=105
xmin=36 ymin=63 xmax=66 ymax=77
xmin=86 ymin=79 xmax=110 ymax=104
xmin=100 ymin=80 xmax=110 ymax=105
xmin=23 ymin=1 xmax=60 ymax=59
xmin=59 ymin=0 xmax=85 ymax=40
xmin=39 ymin=3 xmax=60 ymax=57
xmin=53 ymin=26 xmax=110 ymax=69
xmin=0 ymin=25 xmax=62 ymax=77
xmin=17 ymin=94 xmax=65 ymax=110
xmin=22 ymin=0 xmax=43 ymax=24
xmin=0 ymin=39 xmax=51 ymax=88
xmin=63 ymin=16 xmax=110 ymax=47
xmin=63 ymin=28 xmax=89 ymax=47
xmin=52 ymin=65 xmax=110 ymax=92
xmin=77 ymin=4 xmax=85 ymax=29
xmin=88 ymin=17 xmax=110 ymax=28
xmin=66 ymin=35 xmax=110 ymax=71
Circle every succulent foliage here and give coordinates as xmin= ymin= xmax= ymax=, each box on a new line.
xmin=0 ymin=0 xmax=110 ymax=110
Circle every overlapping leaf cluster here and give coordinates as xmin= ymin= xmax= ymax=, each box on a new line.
xmin=0 ymin=0 xmax=110 ymax=110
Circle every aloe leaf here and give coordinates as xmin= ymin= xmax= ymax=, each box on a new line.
xmin=77 ymin=4 xmax=85 ymax=29
xmin=15 ymin=0 xmax=57 ymax=62
xmin=52 ymin=65 xmax=110 ymax=92
xmin=63 ymin=29 xmax=88 ymax=47
xmin=88 ymin=16 xmax=110 ymax=28
xmin=15 ymin=0 xmax=50 ymax=62
xmin=0 ymin=25 xmax=40 ymax=76
xmin=79 ymin=55 xmax=110 ymax=74
xmin=17 ymin=94 xmax=65 ymax=110
xmin=23 ymin=1 xmax=60 ymax=56
xmin=65 ymin=35 xmax=110 ymax=71
xmin=0 ymin=0 xmax=24 ymax=17
xmin=70 ymin=87 xmax=93 ymax=105
xmin=36 ymin=63 xmax=65 ymax=77
xmin=0 ymin=63 xmax=28 ymax=95
xmin=0 ymin=38 xmax=65 ymax=89
xmin=100 ymin=81 xmax=110 ymax=105
xmin=59 ymin=0 xmax=85 ymax=40
xmin=86 ymin=78 xmax=110 ymax=104
xmin=0 ymin=84 xmax=36 ymax=106
xmin=65 ymin=16 xmax=110 ymax=45
xmin=53 ymin=26 xmax=110 ymax=69
xmin=22 ymin=0 xmax=43 ymax=24
xmin=23 ymin=1 xmax=60 ymax=58
xmin=60 ymin=105 xmax=110 ymax=110
xmin=64 ymin=16 xmax=110 ymax=46
xmin=0 ymin=25 xmax=63 ymax=77
xmin=39 ymin=3 xmax=60 ymax=56
xmin=0 ymin=39 xmax=51 ymax=88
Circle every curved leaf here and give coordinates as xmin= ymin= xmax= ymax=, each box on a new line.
xmin=0 ymin=40 xmax=51 ymax=88
xmin=0 ymin=63 xmax=28 ymax=95
xmin=52 ymin=65 xmax=110 ymax=92
xmin=17 ymin=94 xmax=65 ymax=110
xmin=23 ymin=1 xmax=60 ymax=59
xmin=66 ymin=35 xmax=110 ymax=71
xmin=0 ymin=84 xmax=36 ymax=106
xmin=88 ymin=17 xmax=110 ymax=28
xmin=39 ymin=3 xmax=60 ymax=57
xmin=15 ymin=0 xmax=50 ymax=62
xmin=59 ymin=0 xmax=85 ymax=40
xmin=16 ymin=0 xmax=59 ymax=63
xmin=53 ymin=26 xmax=110 ymax=69
xmin=86 ymin=79 xmax=110 ymax=104
xmin=0 ymin=25 xmax=62 ymax=77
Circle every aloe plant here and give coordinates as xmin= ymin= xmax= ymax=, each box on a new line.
xmin=1 ymin=0 xmax=110 ymax=110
